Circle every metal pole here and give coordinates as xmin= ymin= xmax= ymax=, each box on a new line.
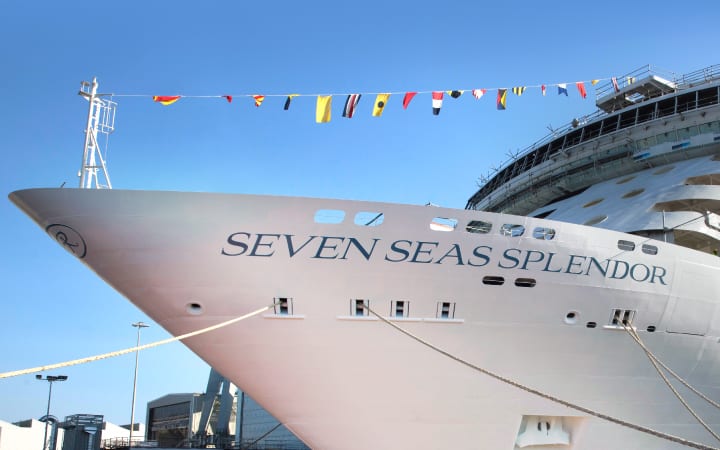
xmin=129 ymin=322 xmax=149 ymax=448
xmin=238 ymin=391 xmax=245 ymax=449
xmin=36 ymin=375 xmax=66 ymax=450
xmin=79 ymin=78 xmax=98 ymax=188
xmin=42 ymin=381 xmax=52 ymax=450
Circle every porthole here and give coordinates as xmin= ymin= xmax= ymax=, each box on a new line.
xmin=500 ymin=223 xmax=525 ymax=237
xmin=653 ymin=165 xmax=674 ymax=175
xmin=618 ymin=240 xmax=636 ymax=251
xmin=482 ymin=276 xmax=505 ymax=286
xmin=466 ymin=220 xmax=492 ymax=234
xmin=314 ymin=209 xmax=345 ymax=224
xmin=647 ymin=325 xmax=656 ymax=332
xmin=583 ymin=198 xmax=604 ymax=208
xmin=532 ymin=227 xmax=555 ymax=240
xmin=622 ymin=188 xmax=645 ymax=199
xmin=430 ymin=217 xmax=457 ymax=232
xmin=564 ymin=311 xmax=579 ymax=325
xmin=514 ymin=278 xmax=537 ymax=287
xmin=642 ymin=244 xmax=658 ymax=255
xmin=354 ymin=211 xmax=384 ymax=226
xmin=586 ymin=321 xmax=597 ymax=328
xmin=584 ymin=215 xmax=607 ymax=226
xmin=616 ymin=175 xmax=636 ymax=184
xmin=186 ymin=302 xmax=204 ymax=315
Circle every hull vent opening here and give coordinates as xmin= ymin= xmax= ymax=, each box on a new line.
xmin=608 ymin=308 xmax=636 ymax=328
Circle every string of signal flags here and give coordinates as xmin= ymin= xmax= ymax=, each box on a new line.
xmin=114 ymin=75 xmax=633 ymax=123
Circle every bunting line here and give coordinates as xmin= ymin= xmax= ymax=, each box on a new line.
xmin=111 ymin=76 xmax=616 ymax=100
xmin=106 ymin=74 xmax=628 ymax=119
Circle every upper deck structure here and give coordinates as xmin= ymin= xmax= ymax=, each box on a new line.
xmin=465 ymin=65 xmax=720 ymax=253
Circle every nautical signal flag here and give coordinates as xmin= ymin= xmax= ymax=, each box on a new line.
xmin=612 ymin=77 xmax=620 ymax=92
xmin=448 ymin=90 xmax=463 ymax=98
xmin=512 ymin=86 xmax=526 ymax=96
xmin=316 ymin=95 xmax=332 ymax=123
xmin=223 ymin=95 xmax=233 ymax=103
xmin=472 ymin=89 xmax=486 ymax=99
xmin=253 ymin=95 xmax=265 ymax=107
xmin=576 ymin=82 xmax=587 ymax=99
xmin=497 ymin=89 xmax=507 ymax=110
xmin=432 ymin=91 xmax=444 ymax=115
xmin=557 ymin=83 xmax=568 ymax=96
xmin=152 ymin=95 xmax=181 ymax=106
xmin=402 ymin=92 xmax=417 ymax=109
xmin=342 ymin=94 xmax=361 ymax=118
xmin=284 ymin=94 xmax=299 ymax=110
xmin=541 ymin=84 xmax=546 ymax=96
xmin=372 ymin=93 xmax=390 ymax=117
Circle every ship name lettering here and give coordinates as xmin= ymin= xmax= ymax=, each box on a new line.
xmin=498 ymin=248 xmax=667 ymax=285
xmin=221 ymin=232 xmax=381 ymax=261
xmin=221 ymin=233 xmax=667 ymax=285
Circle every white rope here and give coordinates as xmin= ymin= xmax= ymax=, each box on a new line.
xmin=620 ymin=321 xmax=720 ymax=442
xmin=364 ymin=305 xmax=720 ymax=450
xmin=622 ymin=324 xmax=720 ymax=410
xmin=0 ymin=305 xmax=272 ymax=379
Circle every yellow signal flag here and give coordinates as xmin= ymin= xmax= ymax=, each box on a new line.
xmin=372 ymin=93 xmax=390 ymax=117
xmin=316 ymin=95 xmax=332 ymax=123
xmin=591 ymin=79 xmax=600 ymax=85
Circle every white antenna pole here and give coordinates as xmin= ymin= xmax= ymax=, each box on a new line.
xmin=79 ymin=78 xmax=98 ymax=188
xmin=78 ymin=77 xmax=115 ymax=189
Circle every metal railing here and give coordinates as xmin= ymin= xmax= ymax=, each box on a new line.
xmin=469 ymin=63 xmax=720 ymax=208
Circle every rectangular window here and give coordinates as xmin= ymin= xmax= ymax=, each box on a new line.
xmin=437 ymin=302 xmax=455 ymax=319
xmin=274 ymin=297 xmax=292 ymax=315
xmin=391 ymin=300 xmax=409 ymax=318
xmin=353 ymin=299 xmax=369 ymax=317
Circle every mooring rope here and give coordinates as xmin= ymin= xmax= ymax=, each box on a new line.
xmin=621 ymin=323 xmax=720 ymax=411
xmin=0 ymin=304 xmax=273 ymax=379
xmin=620 ymin=321 xmax=720 ymax=442
xmin=364 ymin=304 xmax=719 ymax=450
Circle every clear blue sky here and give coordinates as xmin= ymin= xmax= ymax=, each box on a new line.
xmin=1 ymin=0 xmax=718 ymax=428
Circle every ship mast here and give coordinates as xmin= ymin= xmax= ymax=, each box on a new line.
xmin=78 ymin=77 xmax=116 ymax=189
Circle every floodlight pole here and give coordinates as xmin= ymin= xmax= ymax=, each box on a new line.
xmin=129 ymin=321 xmax=149 ymax=448
xmin=36 ymin=374 xmax=67 ymax=450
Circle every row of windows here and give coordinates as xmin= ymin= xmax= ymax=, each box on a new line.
xmin=276 ymin=298 xmax=656 ymax=333
xmin=351 ymin=299 xmax=458 ymax=319
xmin=618 ymin=240 xmax=658 ymax=255
xmin=470 ymin=87 xmax=720 ymax=206
xmin=314 ymin=209 xmax=556 ymax=240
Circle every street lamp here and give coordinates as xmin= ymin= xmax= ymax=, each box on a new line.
xmin=36 ymin=374 xmax=68 ymax=450
xmin=129 ymin=321 xmax=149 ymax=448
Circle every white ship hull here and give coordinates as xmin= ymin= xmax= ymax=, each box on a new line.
xmin=10 ymin=188 xmax=720 ymax=449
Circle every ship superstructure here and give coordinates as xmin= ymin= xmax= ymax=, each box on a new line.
xmin=467 ymin=65 xmax=720 ymax=254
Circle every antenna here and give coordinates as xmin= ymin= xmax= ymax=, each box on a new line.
xmin=78 ymin=78 xmax=116 ymax=189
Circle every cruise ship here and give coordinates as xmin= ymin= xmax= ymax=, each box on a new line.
xmin=9 ymin=65 xmax=720 ymax=449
